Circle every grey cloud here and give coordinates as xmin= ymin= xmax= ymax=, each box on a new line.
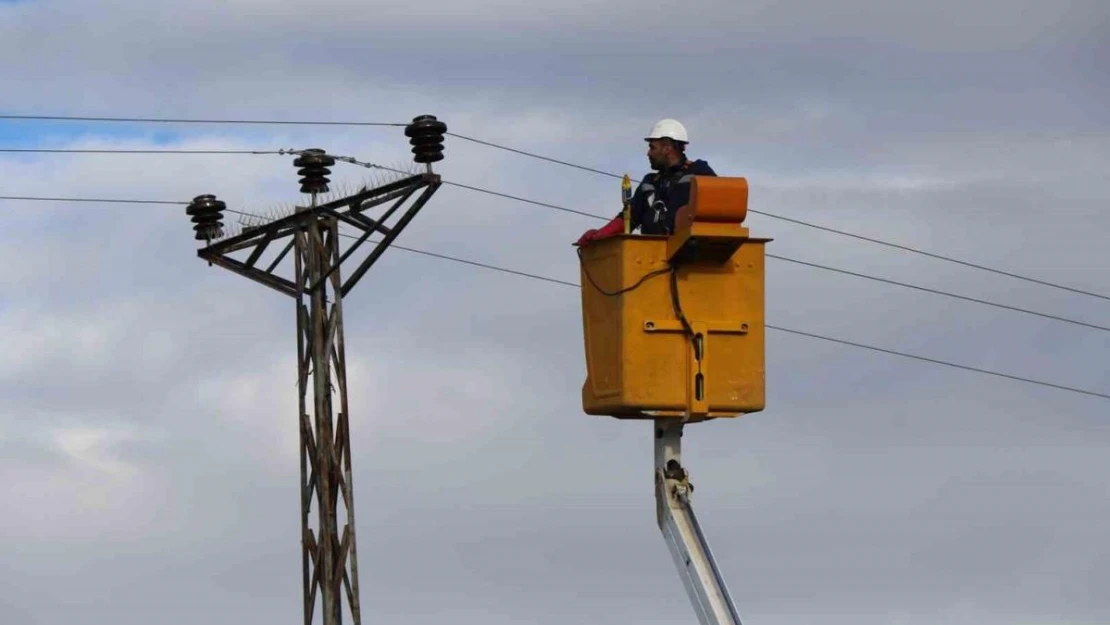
xmin=0 ymin=1 xmax=1107 ymax=623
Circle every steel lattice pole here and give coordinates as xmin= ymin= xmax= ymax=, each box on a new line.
xmin=296 ymin=212 xmax=362 ymax=625
xmin=188 ymin=116 xmax=446 ymax=625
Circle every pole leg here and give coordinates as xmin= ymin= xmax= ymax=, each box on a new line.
xmin=296 ymin=229 xmax=314 ymax=625
xmin=297 ymin=216 xmax=363 ymax=625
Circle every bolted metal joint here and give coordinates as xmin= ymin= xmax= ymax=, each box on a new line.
xmin=664 ymin=459 xmax=687 ymax=482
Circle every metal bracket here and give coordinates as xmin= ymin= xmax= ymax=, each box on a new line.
xmin=196 ymin=173 xmax=440 ymax=300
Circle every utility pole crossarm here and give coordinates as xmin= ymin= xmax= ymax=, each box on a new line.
xmin=655 ymin=420 xmax=744 ymax=625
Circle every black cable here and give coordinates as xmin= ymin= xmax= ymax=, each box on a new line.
xmin=2 ymin=135 xmax=1105 ymax=301
xmin=764 ymin=324 xmax=1110 ymax=400
xmin=669 ymin=265 xmax=695 ymax=339
xmin=387 ymin=242 xmax=578 ymax=288
xmin=0 ymin=195 xmax=186 ymax=205
xmin=0 ymin=146 xmax=609 ymax=219
xmin=0 ymin=191 xmax=1098 ymax=399
xmin=337 ymin=230 xmax=1110 ymax=402
xmin=446 ymin=132 xmax=626 ymax=180
xmin=0 ymin=195 xmax=261 ymax=220
xmin=428 ymin=135 xmax=1110 ymax=303
xmin=0 ymin=117 xmax=1098 ymax=398
xmin=575 ymin=246 xmax=671 ymax=296
xmin=0 ymin=114 xmax=405 ymax=127
xmin=451 ymin=172 xmax=1107 ymax=324
xmin=442 ymin=180 xmax=604 ymax=219
xmin=757 ymin=211 xmax=1110 ymax=302
xmin=770 ymin=254 xmax=1110 ymax=333
xmin=0 ymin=148 xmax=280 ymax=154
xmin=3 ymin=192 xmax=1105 ymax=334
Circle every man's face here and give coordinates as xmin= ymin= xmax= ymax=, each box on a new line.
xmin=646 ymin=139 xmax=670 ymax=170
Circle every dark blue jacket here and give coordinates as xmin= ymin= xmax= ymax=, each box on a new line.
xmin=626 ymin=157 xmax=717 ymax=235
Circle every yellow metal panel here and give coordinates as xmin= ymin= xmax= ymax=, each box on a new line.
xmin=579 ymin=233 xmax=768 ymax=421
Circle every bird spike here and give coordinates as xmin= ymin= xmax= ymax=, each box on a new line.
xmin=222 ymin=222 xmax=241 ymax=239
xmin=394 ymin=158 xmax=417 ymax=178
xmin=325 ymin=181 xmax=344 ymax=204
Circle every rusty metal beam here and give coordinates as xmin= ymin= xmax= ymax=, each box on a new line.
xmin=294 ymin=215 xmax=362 ymax=625
xmin=341 ymin=178 xmax=441 ymax=297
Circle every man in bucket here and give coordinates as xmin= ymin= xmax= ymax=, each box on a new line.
xmin=576 ymin=119 xmax=716 ymax=246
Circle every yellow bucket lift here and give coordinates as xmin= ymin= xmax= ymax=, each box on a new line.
xmin=578 ymin=175 xmax=770 ymax=422
xmin=577 ymin=175 xmax=770 ymax=625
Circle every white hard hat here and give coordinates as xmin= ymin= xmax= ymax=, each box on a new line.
xmin=645 ymin=118 xmax=688 ymax=143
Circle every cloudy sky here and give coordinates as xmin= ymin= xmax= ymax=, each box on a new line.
xmin=1 ymin=1 xmax=1107 ymax=623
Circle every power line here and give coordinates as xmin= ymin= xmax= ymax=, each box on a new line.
xmin=762 ymin=324 xmax=1110 ymax=400
xmin=769 ymin=255 xmax=1110 ymax=333
xmin=3 ymin=192 xmax=1105 ymax=334
xmin=0 ymin=195 xmax=262 ymax=222
xmin=344 ymin=172 xmax=1110 ymax=332
xmin=0 ymin=188 xmax=1101 ymax=400
xmin=446 ymin=132 xmax=626 ymax=180
xmin=0 ymin=148 xmax=280 ymax=155
xmin=0 ymin=114 xmax=405 ymax=127
xmin=0 ymin=147 xmax=603 ymax=217
xmin=334 ymin=230 xmax=1110 ymax=402
xmin=0 ymin=195 xmax=186 ymax=205
xmin=752 ymin=210 xmax=1110 ymax=302
xmin=439 ymin=180 xmax=604 ymax=219
xmin=439 ymin=135 xmax=1110 ymax=303
xmin=5 ymin=139 xmax=1104 ymax=301
xmin=372 ymin=240 xmax=579 ymax=288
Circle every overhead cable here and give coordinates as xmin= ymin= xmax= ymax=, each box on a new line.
xmin=2 ymin=137 xmax=1104 ymax=301
xmin=0 ymin=190 xmax=1102 ymax=400
xmin=0 ymin=114 xmax=405 ymax=127
xmin=2 ymin=192 xmax=1105 ymax=333
xmin=331 ymin=230 xmax=1110 ymax=402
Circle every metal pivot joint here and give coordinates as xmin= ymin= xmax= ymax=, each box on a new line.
xmin=654 ymin=419 xmax=743 ymax=625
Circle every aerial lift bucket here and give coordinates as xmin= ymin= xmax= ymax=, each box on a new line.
xmin=578 ymin=176 xmax=770 ymax=422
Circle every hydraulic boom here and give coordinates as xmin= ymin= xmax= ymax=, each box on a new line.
xmin=577 ymin=174 xmax=766 ymax=624
xmin=655 ymin=419 xmax=743 ymax=625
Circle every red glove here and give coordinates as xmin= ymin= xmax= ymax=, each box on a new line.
xmin=575 ymin=217 xmax=624 ymax=246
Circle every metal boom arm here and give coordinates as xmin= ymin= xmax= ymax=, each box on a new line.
xmin=654 ymin=419 xmax=743 ymax=625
